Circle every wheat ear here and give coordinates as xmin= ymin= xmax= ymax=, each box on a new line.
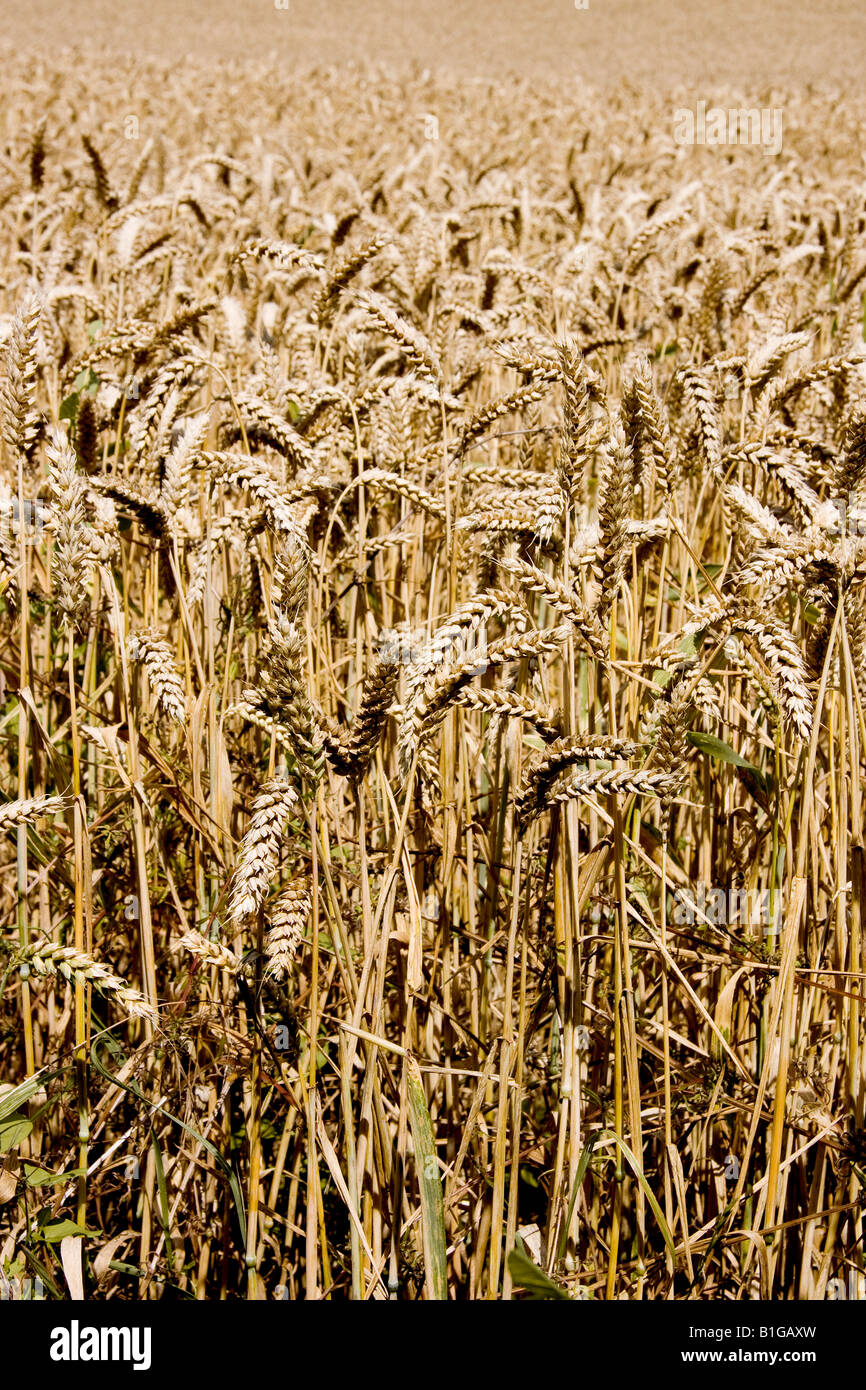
xmin=229 ymin=779 xmax=298 ymax=925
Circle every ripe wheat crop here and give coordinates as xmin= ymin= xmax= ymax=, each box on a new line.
xmin=0 ymin=44 xmax=865 ymax=1302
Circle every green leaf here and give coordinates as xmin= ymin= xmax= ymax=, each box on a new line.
xmin=687 ymin=730 xmax=761 ymax=773
xmin=667 ymin=565 xmax=722 ymax=602
xmin=59 ymin=392 xmax=79 ymax=423
xmin=86 ymin=319 xmax=104 ymax=342
xmin=678 ymin=631 xmax=700 ymax=659
xmin=603 ymin=1132 xmax=676 ymax=1260
xmin=507 ymin=1237 xmax=572 ymax=1299
xmin=151 ymin=1129 xmax=170 ymax=1236
xmin=0 ymin=1115 xmax=33 ymax=1153
xmin=736 ymin=765 xmax=773 ymax=809
xmin=0 ymin=1077 xmax=43 ymax=1124
xmin=73 ymin=367 xmax=99 ymax=395
xmin=23 ymin=1164 xmax=84 ymax=1188
xmin=40 ymin=1220 xmax=100 ymax=1242
xmin=689 ymin=733 xmax=773 ymax=802
xmin=557 ymin=1134 xmax=599 ymax=1262
xmin=20 ymin=1244 xmax=64 ymax=1299
xmin=406 ymin=1055 xmax=448 ymax=1301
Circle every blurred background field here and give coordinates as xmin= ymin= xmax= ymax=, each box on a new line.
xmin=7 ymin=0 xmax=866 ymax=90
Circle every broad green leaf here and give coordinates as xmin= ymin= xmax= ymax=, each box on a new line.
xmin=687 ymin=730 xmax=761 ymax=773
xmin=507 ymin=1237 xmax=571 ymax=1300
xmin=0 ymin=1076 xmax=44 ymax=1123
xmin=40 ymin=1220 xmax=100 ymax=1242
xmin=73 ymin=367 xmax=99 ymax=394
xmin=23 ymin=1164 xmax=84 ymax=1188
xmin=0 ymin=1115 xmax=33 ymax=1153
xmin=689 ymin=732 xmax=773 ymax=801
xmin=736 ymin=764 xmax=773 ymax=807
xmin=59 ymin=392 xmax=79 ymax=422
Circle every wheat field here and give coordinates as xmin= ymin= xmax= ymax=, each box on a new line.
xmin=0 ymin=40 xmax=865 ymax=1304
